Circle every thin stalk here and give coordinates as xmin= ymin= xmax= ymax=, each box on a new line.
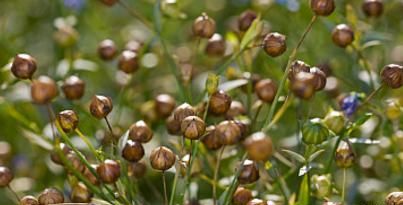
xmin=75 ymin=128 xmax=101 ymax=161
xmin=351 ymin=44 xmax=376 ymax=90
xmin=104 ymin=117 xmax=115 ymax=155
xmin=7 ymin=185 xmax=20 ymax=202
xmin=342 ymin=168 xmax=346 ymax=204
xmin=359 ymin=84 xmax=384 ymax=108
xmin=203 ymin=96 xmax=211 ymax=121
xmin=252 ymin=103 xmax=264 ymax=131
xmin=46 ymin=103 xmax=57 ymax=140
xmin=118 ymin=0 xmax=154 ymax=31
xmin=325 ymin=135 xmax=343 ymax=172
xmin=213 ymin=146 xmax=225 ymax=205
xmin=222 ymin=153 xmax=248 ymax=205
xmin=163 ymin=172 xmax=169 ymax=205
xmin=168 ymin=168 xmax=180 ymax=205
xmin=261 ymin=15 xmax=317 ymax=133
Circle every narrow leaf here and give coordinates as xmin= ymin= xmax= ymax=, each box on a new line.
xmin=282 ymin=149 xmax=306 ymax=164
xmin=296 ymin=174 xmax=309 ymax=205
xmin=240 ymin=16 xmax=262 ymax=50
xmin=308 ymin=149 xmax=325 ymax=162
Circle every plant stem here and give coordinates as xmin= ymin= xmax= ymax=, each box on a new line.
xmin=118 ymin=0 xmax=154 ymax=30
xmin=342 ymin=168 xmax=346 ymax=204
xmin=325 ymin=135 xmax=343 ymax=172
xmin=252 ymin=102 xmax=263 ymax=131
xmin=104 ymin=117 xmax=115 ymax=155
xmin=359 ymin=84 xmax=384 ymax=108
xmin=7 ymin=185 xmax=20 ymax=202
xmin=75 ymin=128 xmax=101 ymax=161
xmin=222 ymin=153 xmax=248 ymax=205
xmin=163 ymin=171 xmax=168 ymax=205
xmin=261 ymin=15 xmax=317 ymax=133
xmin=168 ymin=168 xmax=180 ymax=205
xmin=213 ymin=146 xmax=225 ymax=205
xmin=46 ymin=103 xmax=57 ymax=140
xmin=351 ymin=44 xmax=376 ymax=90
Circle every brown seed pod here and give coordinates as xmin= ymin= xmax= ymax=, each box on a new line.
xmin=128 ymin=120 xmax=153 ymax=143
xmin=310 ymin=67 xmax=327 ymax=91
xmin=241 ymin=72 xmax=262 ymax=93
xmin=246 ymin=199 xmax=267 ymax=205
xmin=192 ymin=13 xmax=216 ymax=39
xmin=385 ymin=192 xmax=403 ymax=205
xmin=118 ymin=50 xmax=139 ymax=74
xmin=238 ymin=10 xmax=257 ymax=32
xmin=66 ymin=152 xmax=85 ymax=173
xmin=238 ymin=160 xmax=260 ymax=184
xmin=209 ymin=90 xmax=232 ymax=115
xmin=50 ymin=143 xmax=72 ymax=165
xmin=381 ymin=64 xmax=403 ymax=89
xmin=216 ymin=120 xmax=242 ymax=145
xmin=289 ymin=60 xmax=311 ymax=81
xmin=166 ymin=115 xmax=181 ymax=135
xmin=332 ymin=24 xmax=354 ymax=48
xmin=89 ymin=95 xmax=113 ymax=119
xmin=244 ymin=132 xmax=273 ymax=162
xmin=125 ymin=40 xmax=142 ymax=52
xmin=82 ymin=164 xmax=99 ymax=185
xmin=324 ymin=76 xmax=340 ymax=97
xmin=71 ymin=182 xmax=93 ymax=203
xmin=316 ymin=62 xmax=332 ymax=77
xmin=173 ymin=103 xmax=196 ymax=123
xmin=11 ymin=54 xmax=37 ymax=80
xmin=57 ymin=110 xmax=79 ymax=133
xmin=310 ymin=0 xmax=335 ymax=16
xmin=98 ymin=39 xmax=117 ymax=60
xmin=62 ymin=76 xmax=85 ymax=100
xmin=38 ymin=188 xmax=64 ymax=205
xmin=0 ymin=166 xmax=13 ymax=187
xmin=335 ymin=140 xmax=355 ymax=168
xmin=205 ymin=33 xmax=226 ymax=57
xmin=155 ymin=94 xmax=176 ymax=118
xmin=263 ymin=32 xmax=287 ymax=57
xmin=128 ymin=161 xmax=147 ymax=178
xmin=255 ymin=79 xmax=277 ymax=103
xmin=291 ymin=72 xmax=316 ymax=100
xmin=96 ymin=159 xmax=121 ymax=184
xmin=122 ymin=140 xmax=145 ymax=162
xmin=234 ymin=119 xmax=250 ymax=139
xmin=226 ymin=101 xmax=246 ymax=119
xmin=149 ymin=146 xmax=176 ymax=171
xmin=20 ymin=195 xmax=39 ymax=205
xmin=362 ymin=0 xmax=383 ymax=17
xmin=233 ymin=187 xmax=253 ymax=205
xmin=31 ymin=76 xmax=58 ymax=104
xmin=201 ymin=126 xmax=222 ymax=150
xmin=100 ymin=0 xmax=118 ymax=6
xmin=181 ymin=116 xmax=206 ymax=140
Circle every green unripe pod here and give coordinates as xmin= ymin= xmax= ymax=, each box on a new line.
xmin=323 ymin=110 xmax=346 ymax=134
xmin=311 ymin=174 xmax=332 ymax=199
xmin=302 ymin=118 xmax=329 ymax=145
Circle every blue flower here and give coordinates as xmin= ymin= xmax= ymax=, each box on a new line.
xmin=63 ymin=0 xmax=85 ymax=11
xmin=341 ymin=93 xmax=359 ymax=116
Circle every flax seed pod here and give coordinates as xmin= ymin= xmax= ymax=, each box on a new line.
xmin=96 ymin=159 xmax=120 ymax=184
xmin=209 ymin=90 xmax=232 ymax=115
xmin=149 ymin=146 xmax=176 ymax=171
xmin=332 ymin=24 xmax=354 ymax=48
xmin=310 ymin=0 xmax=335 ymax=16
xmin=244 ymin=132 xmax=273 ymax=161
xmin=38 ymin=188 xmax=64 ymax=205
xmin=129 ymin=120 xmax=153 ymax=143
xmin=155 ymin=94 xmax=176 ymax=118
xmin=57 ymin=110 xmax=79 ymax=133
xmin=181 ymin=116 xmax=206 ymax=140
xmin=193 ymin=13 xmax=216 ymax=38
xmin=11 ymin=54 xmax=37 ymax=80
xmin=216 ymin=120 xmax=242 ymax=145
xmin=98 ymin=39 xmax=117 ymax=60
xmin=0 ymin=166 xmax=13 ymax=187
xmin=62 ymin=76 xmax=85 ymax=100
xmin=238 ymin=160 xmax=260 ymax=184
xmin=362 ymin=0 xmax=383 ymax=17
xmin=381 ymin=64 xmax=403 ymax=89
xmin=255 ymin=79 xmax=277 ymax=103
xmin=31 ymin=76 xmax=58 ymax=104
xmin=89 ymin=95 xmax=113 ymax=119
xmin=233 ymin=187 xmax=253 ymax=205
xmin=20 ymin=195 xmax=39 ymax=205
xmin=262 ymin=32 xmax=287 ymax=57
xmin=122 ymin=140 xmax=145 ymax=162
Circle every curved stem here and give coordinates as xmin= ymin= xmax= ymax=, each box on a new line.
xmin=7 ymin=185 xmax=20 ymax=202
xmin=359 ymin=84 xmax=384 ymax=109
xmin=213 ymin=146 xmax=225 ymax=205
xmin=261 ymin=15 xmax=317 ymax=133
xmin=163 ymin=171 xmax=169 ymax=205
xmin=75 ymin=129 xmax=101 ymax=161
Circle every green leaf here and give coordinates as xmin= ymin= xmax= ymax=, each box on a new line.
xmin=307 ymin=149 xmax=325 ymax=162
xmin=218 ymin=79 xmax=248 ymax=92
xmin=282 ymin=149 xmax=306 ymax=164
xmin=240 ymin=16 xmax=262 ymax=50
xmin=22 ymin=129 xmax=53 ymax=151
xmin=354 ymin=112 xmax=373 ymax=126
xmin=296 ymin=174 xmax=309 ymax=205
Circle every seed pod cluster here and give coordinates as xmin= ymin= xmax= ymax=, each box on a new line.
xmin=57 ymin=110 xmax=79 ymax=133
xmin=238 ymin=160 xmax=260 ymax=184
xmin=96 ymin=159 xmax=121 ymax=183
xmin=193 ymin=13 xmax=216 ymax=38
xmin=62 ymin=76 xmax=85 ymax=100
xmin=89 ymin=95 xmax=113 ymax=119
xmin=149 ymin=146 xmax=176 ymax=171
xmin=31 ymin=76 xmax=58 ymax=104
xmin=263 ymin=32 xmax=287 ymax=57
xmin=209 ymin=90 xmax=232 ymax=115
xmin=11 ymin=54 xmax=37 ymax=80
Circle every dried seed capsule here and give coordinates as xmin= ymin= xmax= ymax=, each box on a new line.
xmin=31 ymin=76 xmax=58 ymax=104
xmin=209 ymin=90 xmax=232 ymax=115
xmin=128 ymin=161 xmax=147 ymax=178
xmin=118 ymin=50 xmax=139 ymax=74
xmin=155 ymin=94 xmax=176 ymax=118
xmin=289 ymin=60 xmax=311 ymax=81
xmin=302 ymin=118 xmax=329 ymax=145
xmin=235 ymin=119 xmax=250 ymax=139
xmin=216 ymin=120 xmax=242 ymax=145
xmin=310 ymin=0 xmax=335 ymax=16
xmin=11 ymin=54 xmax=37 ymax=80
xmin=385 ymin=192 xmax=403 ymax=205
xmin=226 ymin=101 xmax=246 ymax=119
xmin=82 ymin=165 xmax=99 ymax=185
xmin=57 ymin=110 xmax=79 ymax=133
xmin=89 ymin=95 xmax=113 ymax=119
xmin=238 ymin=10 xmax=257 ymax=32
xmin=62 ymin=76 xmax=85 ymax=100
xmin=100 ymin=0 xmax=118 ymax=6
xmin=335 ymin=140 xmax=355 ymax=168
xmin=205 ymin=33 xmax=226 ymax=57
xmin=38 ymin=188 xmax=64 ymax=205
xmin=291 ymin=72 xmax=316 ymax=100
xmin=193 ymin=13 xmax=216 ymax=38
xmin=96 ymin=159 xmax=121 ymax=184
xmin=317 ymin=62 xmax=332 ymax=77
xmin=98 ymin=39 xmax=117 ymax=60
xmin=362 ymin=0 xmax=383 ymax=17
xmin=173 ymin=103 xmax=196 ymax=123
xmin=311 ymin=174 xmax=332 ymax=198
xmin=181 ymin=116 xmax=206 ymax=140
xmin=332 ymin=24 xmax=354 ymax=48
xmin=381 ymin=64 xmax=403 ymax=89
xmin=122 ymin=140 xmax=145 ymax=162
xmin=0 ymin=166 xmax=13 ymax=187
xmin=244 ymin=132 xmax=273 ymax=162
xmin=71 ymin=182 xmax=93 ymax=203
xmin=255 ymin=79 xmax=277 ymax=103
xmin=50 ymin=143 xmax=72 ymax=165
xmin=233 ymin=187 xmax=253 ymax=205
xmin=20 ymin=195 xmax=39 ymax=205
xmin=310 ymin=67 xmax=327 ymax=91
xmin=129 ymin=120 xmax=153 ymax=143
xmin=166 ymin=115 xmax=181 ymax=135
xmin=149 ymin=146 xmax=176 ymax=171
xmin=238 ymin=160 xmax=260 ymax=184
xmin=323 ymin=110 xmax=346 ymax=134
xmin=263 ymin=32 xmax=287 ymax=57
xmin=66 ymin=152 xmax=85 ymax=173
xmin=201 ymin=126 xmax=222 ymax=150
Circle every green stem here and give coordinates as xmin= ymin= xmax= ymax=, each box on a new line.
xmin=222 ymin=153 xmax=248 ymax=205
xmin=118 ymin=0 xmax=154 ymax=30
xmin=75 ymin=129 xmax=101 ymax=161
xmin=7 ymin=185 xmax=20 ymax=202
xmin=261 ymin=15 xmax=317 ymax=133
xmin=168 ymin=167 xmax=180 ymax=205
xmin=163 ymin=172 xmax=168 ymax=205
xmin=351 ymin=44 xmax=376 ymax=90
xmin=104 ymin=117 xmax=115 ymax=156
xmin=213 ymin=146 xmax=225 ymax=205
xmin=342 ymin=168 xmax=346 ymax=204
xmin=325 ymin=135 xmax=343 ymax=172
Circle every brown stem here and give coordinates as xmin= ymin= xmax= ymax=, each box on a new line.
xmin=104 ymin=117 xmax=115 ymax=155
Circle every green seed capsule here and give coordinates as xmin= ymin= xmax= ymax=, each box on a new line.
xmin=302 ymin=118 xmax=329 ymax=145
xmin=323 ymin=110 xmax=346 ymax=134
